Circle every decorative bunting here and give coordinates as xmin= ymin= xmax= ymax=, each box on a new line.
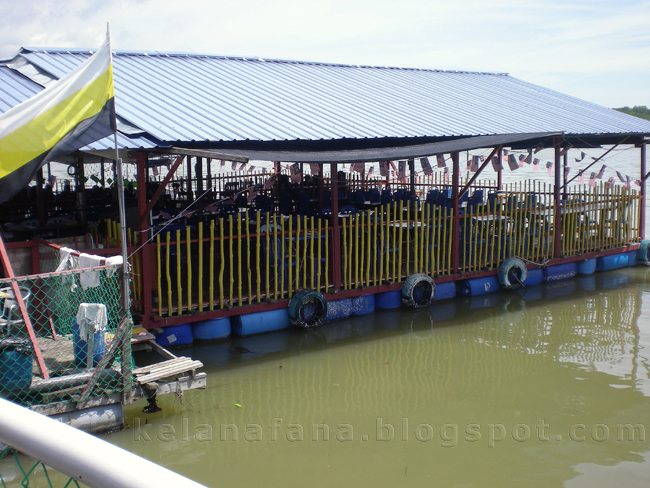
xmin=532 ymin=158 xmax=540 ymax=172
xmin=518 ymin=154 xmax=525 ymax=168
xmin=559 ymin=144 xmax=572 ymax=157
xmin=247 ymin=188 xmax=258 ymax=202
xmin=368 ymin=166 xmax=375 ymax=177
xmin=309 ymin=163 xmax=321 ymax=175
xmin=231 ymin=161 xmax=238 ymax=171
xmin=524 ymin=153 xmax=531 ymax=164
xmin=152 ymin=166 xmax=159 ymax=177
xmin=588 ymin=172 xmax=596 ymax=187
xmin=351 ymin=162 xmax=365 ymax=174
xmin=492 ymin=156 xmax=503 ymax=172
xmin=605 ymin=177 xmax=615 ymax=188
xmin=443 ymin=167 xmax=449 ymax=180
xmin=534 ymin=143 xmax=544 ymax=154
xmin=616 ymin=170 xmax=626 ymax=183
xmin=436 ymin=154 xmax=446 ymax=168
xmin=398 ymin=160 xmax=406 ymax=181
xmin=379 ymin=161 xmax=389 ymax=177
xmin=220 ymin=160 xmax=226 ymax=167
xmin=625 ymin=176 xmax=632 ymax=190
xmin=634 ymin=180 xmax=642 ymax=186
xmin=596 ymin=165 xmax=606 ymax=179
xmin=420 ymin=157 xmax=433 ymax=175
xmin=239 ymin=162 xmax=247 ymax=171
xmin=290 ymin=162 xmax=302 ymax=183
xmin=470 ymin=155 xmax=480 ymax=172
xmin=546 ymin=161 xmax=553 ymax=175
xmin=264 ymin=174 xmax=278 ymax=189
xmin=247 ymin=166 xmax=255 ymax=173
xmin=508 ymin=154 xmax=519 ymax=171
xmin=564 ymin=166 xmax=570 ymax=179
xmin=575 ymin=151 xmax=586 ymax=162
xmin=578 ymin=170 xmax=584 ymax=184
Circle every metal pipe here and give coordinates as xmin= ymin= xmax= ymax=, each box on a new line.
xmin=641 ymin=144 xmax=646 ymax=240
xmin=0 ymin=397 xmax=207 ymax=488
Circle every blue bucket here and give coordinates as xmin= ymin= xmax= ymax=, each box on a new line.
xmin=0 ymin=338 xmax=33 ymax=392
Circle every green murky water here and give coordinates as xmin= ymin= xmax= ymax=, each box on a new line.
xmin=5 ymin=267 xmax=650 ymax=487
xmin=107 ymin=266 xmax=650 ymax=487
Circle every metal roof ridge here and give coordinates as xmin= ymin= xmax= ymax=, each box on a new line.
xmin=18 ymin=47 xmax=509 ymax=76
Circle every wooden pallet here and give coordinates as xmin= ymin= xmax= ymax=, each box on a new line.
xmin=133 ymin=356 xmax=203 ymax=385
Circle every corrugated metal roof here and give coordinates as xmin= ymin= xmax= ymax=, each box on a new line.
xmin=6 ymin=49 xmax=650 ymax=145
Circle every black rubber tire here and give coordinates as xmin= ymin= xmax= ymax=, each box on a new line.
xmin=401 ymin=274 xmax=436 ymax=309
xmin=637 ymin=240 xmax=650 ymax=267
xmin=288 ymin=289 xmax=327 ymax=329
xmin=498 ymin=258 xmax=528 ymax=290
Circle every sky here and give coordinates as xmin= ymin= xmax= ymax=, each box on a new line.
xmin=1 ymin=0 xmax=649 ymax=108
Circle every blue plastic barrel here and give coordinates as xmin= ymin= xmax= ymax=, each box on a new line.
xmin=577 ymin=258 xmax=597 ymax=275
xmin=231 ymin=309 xmax=291 ymax=337
xmin=526 ymin=269 xmax=544 ymax=286
xmin=154 ymin=323 xmax=193 ymax=347
xmin=73 ymin=318 xmax=106 ymax=367
xmin=352 ymin=295 xmax=375 ymax=316
xmin=0 ymin=338 xmax=33 ymax=392
xmin=375 ymin=290 xmax=402 ymax=309
xmin=457 ymin=276 xmax=500 ymax=296
xmin=597 ymin=253 xmax=631 ymax=271
xmin=192 ymin=317 xmax=231 ymax=341
xmin=627 ymin=250 xmax=638 ymax=267
xmin=324 ymin=298 xmax=353 ymax=322
xmin=543 ymin=263 xmax=577 ymax=282
xmin=433 ymin=282 xmax=456 ymax=301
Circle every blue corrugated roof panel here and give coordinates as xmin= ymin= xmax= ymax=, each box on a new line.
xmin=10 ymin=49 xmax=650 ymax=144
xmin=0 ymin=66 xmax=42 ymax=114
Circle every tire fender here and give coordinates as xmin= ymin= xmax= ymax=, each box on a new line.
xmin=401 ymin=274 xmax=436 ymax=309
xmin=498 ymin=258 xmax=528 ymax=290
xmin=637 ymin=240 xmax=650 ymax=266
xmin=288 ymin=289 xmax=327 ymax=329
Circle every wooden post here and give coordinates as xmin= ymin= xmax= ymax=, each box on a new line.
xmin=451 ymin=152 xmax=460 ymax=273
xmin=497 ymin=149 xmax=503 ymax=190
xmin=0 ymin=234 xmax=49 ymax=379
xmin=641 ymin=144 xmax=647 ymax=240
xmin=330 ymin=163 xmax=342 ymax=292
xmin=186 ymin=156 xmax=193 ymax=203
xmin=553 ymin=137 xmax=562 ymax=258
xmin=409 ymin=158 xmax=416 ymax=197
xmin=136 ymin=152 xmax=153 ymax=320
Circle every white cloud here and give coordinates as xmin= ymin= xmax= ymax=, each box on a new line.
xmin=1 ymin=0 xmax=647 ymax=107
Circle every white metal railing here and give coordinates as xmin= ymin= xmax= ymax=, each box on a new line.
xmin=0 ymin=397 xmax=207 ymax=488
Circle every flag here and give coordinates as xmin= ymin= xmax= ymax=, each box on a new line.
xmin=605 ymin=177 xmax=615 ymax=188
xmin=238 ymin=162 xmax=247 ymax=171
xmin=379 ymin=161 xmax=389 ymax=177
xmin=534 ymin=143 xmax=544 ymax=154
xmin=420 ymin=157 xmax=433 ymax=175
xmin=351 ymin=162 xmax=365 ymax=174
xmin=508 ymin=154 xmax=519 ymax=171
xmin=588 ymin=172 xmax=596 ymax=187
xmin=518 ymin=154 xmax=525 ymax=167
xmin=398 ymin=160 xmax=406 ymax=181
xmin=290 ymin=162 xmax=302 ymax=183
xmin=578 ymin=170 xmax=584 ymax=184
xmin=546 ymin=161 xmax=553 ymax=175
xmin=492 ymin=156 xmax=503 ymax=172
xmin=367 ymin=166 xmax=374 ymax=177
xmin=247 ymin=165 xmax=255 ymax=173
xmin=0 ymin=33 xmax=116 ymax=204
xmin=220 ymin=159 xmax=226 ymax=167
xmin=436 ymin=154 xmax=446 ymax=168
xmin=309 ymin=163 xmax=321 ymax=175
xmin=616 ymin=170 xmax=626 ymax=182
xmin=559 ymin=145 xmax=572 ymax=157
xmin=247 ymin=188 xmax=258 ymax=202
xmin=625 ymin=176 xmax=632 ymax=190
xmin=231 ymin=161 xmax=238 ymax=171
xmin=264 ymin=174 xmax=278 ymax=189
xmin=532 ymin=158 xmax=540 ymax=172
xmin=503 ymin=149 xmax=509 ymax=157
xmin=575 ymin=151 xmax=586 ymax=162
xmin=634 ymin=179 xmax=642 ymax=186
xmin=523 ymin=153 xmax=531 ymax=164
xmin=564 ymin=166 xmax=570 ymax=179
xmin=470 ymin=155 xmax=480 ymax=172
xmin=152 ymin=166 xmax=159 ymax=177
xmin=596 ymin=164 xmax=606 ymax=179
xmin=443 ymin=167 xmax=449 ymax=180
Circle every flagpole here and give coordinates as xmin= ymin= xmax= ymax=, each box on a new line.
xmin=107 ymin=23 xmax=130 ymax=316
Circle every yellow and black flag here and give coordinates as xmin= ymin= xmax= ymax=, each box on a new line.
xmin=0 ymin=33 xmax=115 ymax=203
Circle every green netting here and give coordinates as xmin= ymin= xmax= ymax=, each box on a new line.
xmin=0 ymin=248 xmax=132 ymax=407
xmin=0 ymin=446 xmax=82 ymax=487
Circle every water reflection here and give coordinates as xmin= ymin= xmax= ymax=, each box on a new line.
xmin=105 ymin=267 xmax=650 ymax=488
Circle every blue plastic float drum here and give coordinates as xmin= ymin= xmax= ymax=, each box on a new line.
xmin=192 ymin=317 xmax=231 ymax=341
xmin=154 ymin=323 xmax=193 ymax=347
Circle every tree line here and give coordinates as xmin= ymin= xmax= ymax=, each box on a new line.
xmin=614 ymin=105 xmax=650 ymax=121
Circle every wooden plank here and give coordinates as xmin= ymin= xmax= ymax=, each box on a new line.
xmin=132 ymin=356 xmax=191 ymax=375
xmin=134 ymin=360 xmax=203 ymax=384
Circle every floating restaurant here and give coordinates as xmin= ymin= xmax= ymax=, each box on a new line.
xmin=1 ymin=47 xmax=650 ymax=430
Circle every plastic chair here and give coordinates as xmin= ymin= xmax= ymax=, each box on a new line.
xmin=0 ymin=286 xmax=31 ymax=335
